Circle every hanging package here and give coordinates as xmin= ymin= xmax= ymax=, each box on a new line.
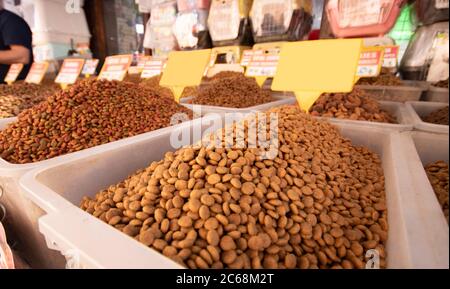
xmin=250 ymin=0 xmax=313 ymax=43
xmin=325 ymin=0 xmax=404 ymax=38
xmin=144 ymin=0 xmax=178 ymax=58
xmin=173 ymin=0 xmax=212 ymax=50
xmin=400 ymin=22 xmax=449 ymax=81
xmin=415 ymin=0 xmax=449 ymax=26
xmin=208 ymin=0 xmax=254 ymax=46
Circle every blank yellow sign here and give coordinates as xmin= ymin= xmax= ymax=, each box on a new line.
xmin=160 ymin=49 xmax=212 ymax=102
xmin=271 ymin=39 xmax=363 ymax=111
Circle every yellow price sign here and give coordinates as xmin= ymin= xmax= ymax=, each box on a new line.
xmin=160 ymin=49 xmax=212 ymax=102
xmin=354 ymin=46 xmax=385 ymax=83
xmin=272 ymin=39 xmax=363 ymax=112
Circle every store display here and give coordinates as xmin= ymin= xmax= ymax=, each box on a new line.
xmin=415 ymin=0 xmax=449 ymax=26
xmin=310 ymin=88 xmax=397 ymax=123
xmin=423 ymin=107 xmax=449 ymax=125
xmin=188 ymin=74 xmax=274 ymax=108
xmin=425 ymin=161 xmax=449 ymax=223
xmin=400 ymin=22 xmax=449 ymax=81
xmin=208 ymin=0 xmax=254 ymax=47
xmin=0 ymin=82 xmax=60 ymax=119
xmin=81 ymin=104 xmax=387 ymax=269
xmin=2 ymin=0 xmax=450 ymax=270
xmin=250 ymin=0 xmax=313 ymax=43
xmin=0 ymin=80 xmax=192 ymax=164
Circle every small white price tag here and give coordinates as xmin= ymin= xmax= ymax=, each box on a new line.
xmin=382 ymin=46 xmax=399 ymax=68
xmin=25 ymin=62 xmax=49 ymax=84
xmin=240 ymin=50 xmax=254 ymax=67
xmin=55 ymin=59 xmax=85 ymax=85
xmin=245 ymin=50 xmax=280 ymax=77
xmin=81 ymin=59 xmax=99 ymax=76
xmin=141 ymin=59 xmax=166 ymax=78
xmin=356 ymin=49 xmax=384 ymax=77
xmin=4 ymin=63 xmax=24 ymax=84
xmin=98 ymin=55 xmax=133 ymax=81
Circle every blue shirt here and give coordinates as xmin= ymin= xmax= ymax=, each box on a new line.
xmin=0 ymin=9 xmax=33 ymax=83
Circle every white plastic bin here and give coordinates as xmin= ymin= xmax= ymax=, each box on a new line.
xmin=0 ymin=116 xmax=202 ymax=269
xmin=356 ymin=81 xmax=428 ymax=103
xmin=180 ymin=93 xmax=296 ymax=116
xmin=422 ymin=86 xmax=449 ymax=103
xmin=19 ymin=120 xmax=446 ymax=268
xmin=405 ymin=101 xmax=449 ymax=134
xmin=396 ymin=131 xmax=449 ymax=264
xmin=314 ymin=101 xmax=413 ymax=132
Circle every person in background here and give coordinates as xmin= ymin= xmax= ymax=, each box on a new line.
xmin=0 ymin=2 xmax=33 ymax=83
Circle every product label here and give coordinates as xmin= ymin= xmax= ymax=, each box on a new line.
xmin=98 ymin=55 xmax=133 ymax=81
xmin=427 ymin=32 xmax=449 ymax=82
xmin=25 ymin=62 xmax=49 ymax=84
xmin=55 ymin=59 xmax=85 ymax=85
xmin=339 ymin=0 xmax=382 ymax=27
xmin=81 ymin=59 xmax=99 ymax=76
xmin=208 ymin=0 xmax=240 ymax=41
xmin=240 ymin=50 xmax=254 ymax=66
xmin=356 ymin=47 xmax=384 ymax=77
xmin=435 ymin=0 xmax=449 ymax=9
xmin=4 ymin=63 xmax=23 ymax=84
xmin=382 ymin=45 xmax=399 ymax=68
xmin=245 ymin=49 xmax=280 ymax=77
xmin=141 ymin=59 xmax=166 ymax=78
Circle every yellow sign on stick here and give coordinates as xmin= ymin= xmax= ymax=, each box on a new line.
xmin=271 ymin=39 xmax=363 ymax=112
xmin=160 ymin=49 xmax=212 ymax=102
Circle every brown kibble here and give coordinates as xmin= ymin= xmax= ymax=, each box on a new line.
xmin=178 ymin=216 xmax=193 ymax=228
xmin=139 ymin=230 xmax=155 ymax=246
xmin=284 ymin=254 xmax=297 ymax=269
xmin=199 ymin=205 xmax=210 ymax=220
xmin=220 ymin=235 xmax=236 ymax=251
xmin=200 ymin=194 xmax=215 ymax=206
xmin=207 ymin=174 xmax=221 ymax=185
xmin=204 ymin=218 xmax=219 ymax=230
xmin=241 ymin=182 xmax=255 ymax=195
xmin=207 ymin=230 xmax=220 ymax=246
xmin=248 ymin=235 xmax=264 ymax=251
